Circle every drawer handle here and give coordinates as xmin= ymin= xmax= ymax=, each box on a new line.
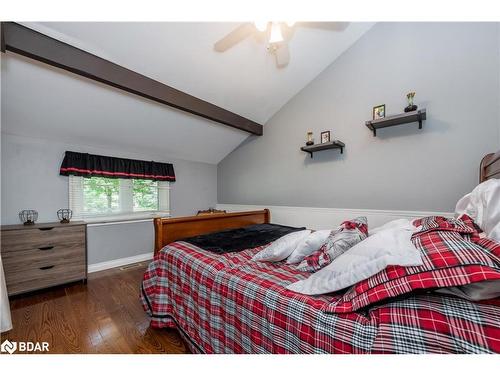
xmin=39 ymin=265 xmax=55 ymax=270
xmin=39 ymin=227 xmax=54 ymax=231
xmin=38 ymin=246 xmax=54 ymax=251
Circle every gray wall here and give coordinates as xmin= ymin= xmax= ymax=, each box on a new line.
xmin=86 ymin=221 xmax=154 ymax=264
xmin=218 ymin=23 xmax=500 ymax=212
xmin=1 ymin=133 xmax=217 ymax=264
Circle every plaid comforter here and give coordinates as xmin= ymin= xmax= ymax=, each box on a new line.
xmin=141 ymin=236 xmax=500 ymax=354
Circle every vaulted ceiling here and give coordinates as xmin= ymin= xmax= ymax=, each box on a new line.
xmin=1 ymin=22 xmax=374 ymax=164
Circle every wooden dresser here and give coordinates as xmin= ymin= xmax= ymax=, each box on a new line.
xmin=1 ymin=221 xmax=87 ymax=296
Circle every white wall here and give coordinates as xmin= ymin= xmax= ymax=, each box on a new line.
xmin=218 ymin=23 xmax=500 ymax=212
xmin=1 ymin=133 xmax=218 ymax=264
xmin=217 ymin=203 xmax=452 ymax=231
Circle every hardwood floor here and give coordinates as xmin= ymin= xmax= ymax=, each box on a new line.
xmin=1 ymin=262 xmax=189 ymax=354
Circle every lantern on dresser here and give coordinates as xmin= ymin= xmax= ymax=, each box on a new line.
xmin=57 ymin=208 xmax=73 ymax=224
xmin=19 ymin=209 xmax=38 ymax=225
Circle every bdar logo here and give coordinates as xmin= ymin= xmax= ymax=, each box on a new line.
xmin=0 ymin=339 xmax=49 ymax=354
xmin=1 ymin=339 xmax=17 ymax=354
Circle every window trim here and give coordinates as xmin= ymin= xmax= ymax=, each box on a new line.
xmin=69 ymin=175 xmax=170 ymax=223
xmin=83 ymin=211 xmax=171 ymax=225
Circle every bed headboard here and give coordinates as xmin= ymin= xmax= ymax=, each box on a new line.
xmin=480 ymin=150 xmax=500 ymax=182
xmin=153 ymin=209 xmax=270 ymax=254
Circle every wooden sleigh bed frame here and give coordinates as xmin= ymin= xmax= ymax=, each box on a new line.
xmin=154 ymin=209 xmax=270 ymax=254
xmin=480 ymin=150 xmax=500 ymax=182
xmin=144 ymin=151 xmax=500 ymax=353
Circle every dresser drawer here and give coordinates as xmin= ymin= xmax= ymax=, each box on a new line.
xmin=2 ymin=242 xmax=85 ymax=267
xmin=5 ymin=262 xmax=85 ymax=296
xmin=1 ymin=225 xmax=85 ymax=253
xmin=3 ymin=245 xmax=86 ymax=296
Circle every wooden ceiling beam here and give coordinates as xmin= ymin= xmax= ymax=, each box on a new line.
xmin=1 ymin=22 xmax=263 ymax=136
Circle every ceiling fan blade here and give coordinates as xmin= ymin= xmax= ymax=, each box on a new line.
xmin=214 ymin=23 xmax=255 ymax=52
xmin=274 ymin=43 xmax=290 ymax=69
xmin=298 ymin=22 xmax=350 ymax=31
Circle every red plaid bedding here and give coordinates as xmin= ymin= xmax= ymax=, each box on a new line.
xmin=327 ymin=219 xmax=500 ymax=313
xmin=141 ymin=231 xmax=500 ymax=354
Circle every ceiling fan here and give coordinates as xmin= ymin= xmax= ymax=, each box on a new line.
xmin=214 ymin=22 xmax=349 ymax=69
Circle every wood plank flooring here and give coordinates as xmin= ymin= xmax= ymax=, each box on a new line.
xmin=1 ymin=262 xmax=189 ymax=354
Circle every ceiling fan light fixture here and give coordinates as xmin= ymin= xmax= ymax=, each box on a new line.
xmin=254 ymin=21 xmax=268 ymax=32
xmin=269 ymin=23 xmax=284 ymax=44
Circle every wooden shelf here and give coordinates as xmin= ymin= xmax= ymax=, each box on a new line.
xmin=301 ymin=140 xmax=345 ymax=158
xmin=365 ymin=108 xmax=426 ymax=136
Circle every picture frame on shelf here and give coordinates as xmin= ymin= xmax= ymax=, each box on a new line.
xmin=320 ymin=131 xmax=331 ymax=144
xmin=373 ymin=104 xmax=386 ymax=120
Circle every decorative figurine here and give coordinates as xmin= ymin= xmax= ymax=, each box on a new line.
xmin=19 ymin=210 xmax=38 ymax=225
xmin=306 ymin=131 xmax=314 ymax=146
xmin=404 ymin=92 xmax=417 ymax=112
xmin=57 ymin=208 xmax=73 ymax=224
xmin=197 ymin=208 xmax=227 ymax=216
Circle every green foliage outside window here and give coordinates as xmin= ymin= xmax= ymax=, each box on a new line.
xmin=133 ymin=179 xmax=158 ymax=211
xmin=82 ymin=177 xmax=159 ymax=214
xmin=83 ymin=177 xmax=120 ymax=214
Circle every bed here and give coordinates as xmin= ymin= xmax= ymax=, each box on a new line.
xmin=141 ymin=151 xmax=500 ymax=354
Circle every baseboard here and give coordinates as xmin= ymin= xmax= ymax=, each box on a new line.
xmin=88 ymin=252 xmax=153 ymax=273
xmin=216 ymin=203 xmax=453 ymax=230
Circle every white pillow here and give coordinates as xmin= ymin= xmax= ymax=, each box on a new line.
xmin=369 ymin=219 xmax=415 ymax=236
xmin=252 ymin=230 xmax=311 ymax=262
xmin=455 ymin=179 xmax=500 ymax=242
xmin=286 ymin=230 xmax=331 ymax=264
xmin=287 ymin=227 xmax=423 ymax=295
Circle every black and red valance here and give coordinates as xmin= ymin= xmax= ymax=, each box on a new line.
xmin=59 ymin=151 xmax=176 ymax=181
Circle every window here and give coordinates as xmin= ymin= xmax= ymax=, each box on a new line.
xmin=69 ymin=176 xmax=169 ymax=221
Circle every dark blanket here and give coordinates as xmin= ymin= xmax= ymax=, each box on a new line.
xmin=181 ymin=223 xmax=305 ymax=254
